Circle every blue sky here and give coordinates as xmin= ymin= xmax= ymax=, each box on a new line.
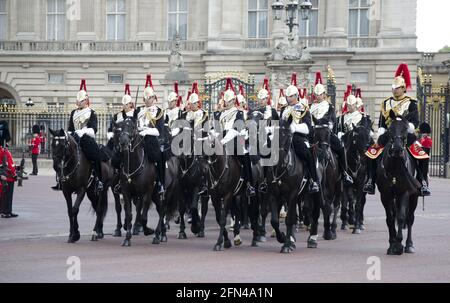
xmin=417 ymin=0 xmax=450 ymax=51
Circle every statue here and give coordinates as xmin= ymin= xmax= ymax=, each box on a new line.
xmin=169 ymin=32 xmax=185 ymax=72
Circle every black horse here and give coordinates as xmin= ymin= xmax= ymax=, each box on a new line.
xmin=377 ymin=112 xmax=420 ymax=255
xmin=113 ymin=117 xmax=166 ymax=246
xmin=49 ymin=128 xmax=114 ymax=243
xmin=341 ymin=117 xmax=372 ymax=234
xmin=206 ymin=136 xmax=245 ymax=251
xmin=314 ymin=125 xmax=342 ymax=241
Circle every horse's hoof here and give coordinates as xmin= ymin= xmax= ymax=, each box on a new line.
xmin=404 ymin=245 xmax=415 ymax=254
xmin=165 ymin=223 xmax=170 ymax=231
xmin=341 ymin=224 xmax=348 ymax=230
xmin=213 ymin=244 xmax=222 ymax=251
xmin=280 ymin=244 xmax=295 ymax=253
xmin=234 ymin=239 xmax=242 ymax=246
xmin=178 ymin=232 xmax=187 ymax=239
xmin=352 ymin=228 xmax=361 ymax=235
xmin=191 ymin=225 xmax=200 ymax=235
xmin=72 ymin=231 xmax=80 ymax=243
xmin=251 ymin=240 xmax=259 ymax=247
xmin=67 ymin=235 xmax=75 ymax=243
xmin=331 ymin=232 xmax=337 ymax=240
xmin=121 ymin=239 xmax=131 ymax=247
xmin=307 ymin=238 xmax=318 ymax=249
xmin=243 ymin=223 xmax=250 ymax=230
xmin=323 ymin=230 xmax=333 ymax=240
xmin=152 ymin=237 xmax=161 ymax=245
xmin=270 ymin=230 xmax=276 ymax=238
xmin=257 ymin=235 xmax=267 ymax=242
xmin=144 ymin=227 xmax=155 ymax=236
xmin=113 ymin=230 xmax=122 ymax=237
xmin=97 ymin=232 xmax=104 ymax=239
xmin=91 ymin=234 xmax=98 ymax=241
xmin=197 ymin=231 xmax=205 ymax=238
xmin=161 ymin=235 xmax=168 ymax=243
xmin=276 ymin=232 xmax=286 ymax=244
xmin=387 ymin=243 xmax=403 ymax=255
xmin=224 ymin=240 xmax=232 ymax=249
xmin=360 ymin=224 xmax=366 ymax=231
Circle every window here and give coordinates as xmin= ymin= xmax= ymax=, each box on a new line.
xmin=48 ymin=72 xmax=65 ymax=84
xmin=0 ymin=0 xmax=6 ymax=40
xmin=168 ymin=0 xmax=187 ymax=40
xmin=107 ymin=0 xmax=126 ymax=41
xmin=47 ymin=0 xmax=66 ymax=41
xmin=108 ymin=73 xmax=123 ymax=84
xmin=248 ymin=0 xmax=268 ymax=38
xmin=299 ymin=0 xmax=318 ymax=37
xmin=348 ymin=0 xmax=369 ymax=37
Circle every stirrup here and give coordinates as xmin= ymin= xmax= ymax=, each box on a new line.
xmin=308 ymin=181 xmax=319 ymax=193
xmin=259 ymin=180 xmax=268 ymax=193
xmin=113 ymin=184 xmax=121 ymax=195
xmin=198 ymin=185 xmax=208 ymax=195
xmin=246 ymin=184 xmax=256 ymax=197
xmin=363 ymin=180 xmax=375 ymax=195
xmin=96 ymin=180 xmax=104 ymax=192
xmin=419 ymin=181 xmax=431 ymax=196
xmin=343 ymin=172 xmax=353 ymax=185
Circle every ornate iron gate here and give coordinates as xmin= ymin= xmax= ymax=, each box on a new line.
xmin=417 ymin=69 xmax=450 ymax=178
xmin=203 ymin=73 xmax=255 ymax=114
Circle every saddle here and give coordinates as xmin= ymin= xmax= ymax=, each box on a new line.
xmin=99 ymin=144 xmax=112 ymax=162
xmin=365 ymin=144 xmax=384 ymax=159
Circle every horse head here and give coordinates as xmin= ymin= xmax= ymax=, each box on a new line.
xmin=116 ymin=117 xmax=138 ymax=152
xmin=278 ymin=118 xmax=293 ymax=153
xmin=388 ymin=111 xmax=408 ymax=158
xmin=314 ymin=124 xmax=331 ymax=149
xmin=349 ymin=118 xmax=372 ymax=154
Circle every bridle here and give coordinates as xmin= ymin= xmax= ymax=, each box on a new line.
xmin=53 ymin=131 xmax=80 ymax=182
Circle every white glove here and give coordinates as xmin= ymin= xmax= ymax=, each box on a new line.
xmin=209 ymin=130 xmax=220 ymax=138
xmin=75 ymin=129 xmax=85 ymax=137
xmin=377 ymin=127 xmax=386 ymax=137
xmin=107 ymin=132 xmax=114 ymax=140
xmin=220 ymin=129 xmax=239 ymax=145
xmin=290 ymin=123 xmax=309 ymax=135
xmin=171 ymin=128 xmax=180 ymax=137
xmin=408 ymin=123 xmax=415 ymax=134
xmin=265 ymin=126 xmax=274 ymax=135
xmin=328 ymin=122 xmax=334 ymax=130
xmin=239 ymin=129 xmax=249 ymax=140
xmin=139 ymin=128 xmax=160 ymax=137
xmin=84 ymin=128 xmax=95 ymax=138
xmin=338 ymin=132 xmax=344 ymax=140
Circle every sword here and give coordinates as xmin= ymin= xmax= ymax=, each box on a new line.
xmin=135 ymin=85 xmax=140 ymax=108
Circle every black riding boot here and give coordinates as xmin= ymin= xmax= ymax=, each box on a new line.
xmin=244 ymin=154 xmax=256 ymax=197
xmin=259 ymin=165 xmax=268 ymax=193
xmin=51 ymin=175 xmax=62 ymax=191
xmin=363 ymin=159 xmax=376 ymax=195
xmin=336 ymin=147 xmax=353 ymax=186
xmin=305 ymin=150 xmax=319 ymax=193
xmin=93 ymin=161 xmax=104 ymax=192
xmin=417 ymin=159 xmax=431 ymax=196
xmin=157 ymin=159 xmax=165 ymax=195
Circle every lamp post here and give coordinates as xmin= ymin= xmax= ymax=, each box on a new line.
xmin=271 ymin=0 xmax=312 ymax=34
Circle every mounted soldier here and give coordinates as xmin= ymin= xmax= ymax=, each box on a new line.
xmin=165 ymin=81 xmax=183 ymax=138
xmin=251 ymin=78 xmax=279 ymax=193
xmin=276 ymin=88 xmax=288 ymax=117
xmin=336 ymin=87 xmax=365 ymax=140
xmin=214 ymin=78 xmax=256 ymax=197
xmin=281 ymin=73 xmax=319 ymax=193
xmin=107 ymin=84 xmax=136 ymax=169
xmin=55 ymin=79 xmax=103 ymax=192
xmin=137 ymin=74 xmax=166 ymax=195
xmin=310 ymin=72 xmax=354 ymax=186
xmin=185 ymin=82 xmax=209 ymax=195
xmin=363 ymin=63 xmax=430 ymax=196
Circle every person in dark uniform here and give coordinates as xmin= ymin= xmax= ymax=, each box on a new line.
xmin=0 ymin=121 xmax=18 ymax=218
xmin=54 ymin=79 xmax=104 ymax=191
xmin=30 ymin=125 xmax=41 ymax=175
xmin=137 ymin=74 xmax=166 ymax=194
xmin=363 ymin=63 xmax=430 ymax=196
xmin=250 ymin=78 xmax=279 ymax=193
xmin=310 ymin=72 xmax=354 ymax=186
xmin=281 ymin=73 xmax=320 ymax=193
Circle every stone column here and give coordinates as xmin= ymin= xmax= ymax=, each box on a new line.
xmin=324 ymin=0 xmax=347 ymax=47
xmin=219 ymin=0 xmax=242 ymax=39
xmin=129 ymin=0 xmax=138 ymax=40
xmin=207 ymin=0 xmax=222 ymax=50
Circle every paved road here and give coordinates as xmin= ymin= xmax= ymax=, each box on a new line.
xmin=1 ymin=175 xmax=450 ymax=283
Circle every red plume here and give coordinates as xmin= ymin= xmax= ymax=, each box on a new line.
xmin=279 ymin=88 xmax=285 ymax=97
xmin=125 ymin=83 xmax=131 ymax=95
xmin=299 ymin=88 xmax=305 ymax=99
xmin=263 ymin=78 xmax=271 ymax=105
xmin=395 ymin=63 xmax=412 ymax=90
xmin=346 ymin=84 xmax=352 ymax=97
xmin=225 ymin=78 xmax=236 ymax=95
xmin=79 ymin=79 xmax=87 ymax=91
xmin=174 ymin=82 xmax=179 ymax=95
xmin=356 ymin=88 xmax=362 ymax=98
xmin=186 ymin=90 xmax=192 ymax=104
xmin=315 ymin=72 xmax=323 ymax=85
xmin=239 ymin=84 xmax=245 ymax=96
xmin=291 ymin=73 xmax=298 ymax=87
xmin=145 ymin=74 xmax=154 ymax=89
xmin=177 ymin=96 xmax=182 ymax=108
xmin=342 ymin=90 xmax=349 ymax=114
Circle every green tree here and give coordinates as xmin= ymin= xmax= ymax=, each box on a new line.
xmin=438 ymin=45 xmax=450 ymax=53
